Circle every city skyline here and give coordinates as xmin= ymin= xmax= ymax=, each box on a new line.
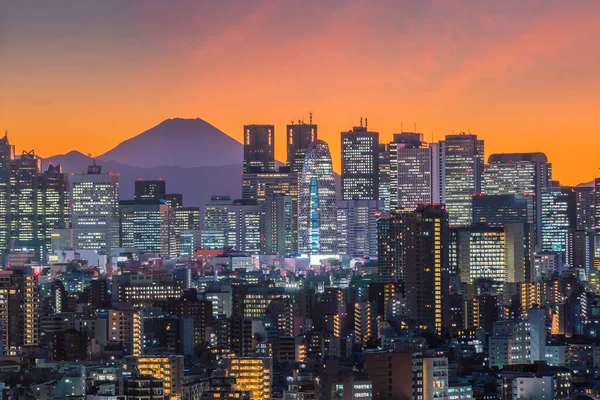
xmin=2 ymin=1 xmax=600 ymax=186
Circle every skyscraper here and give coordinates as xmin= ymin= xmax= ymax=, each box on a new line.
xmin=574 ymin=186 xmax=595 ymax=231
xmin=70 ymin=162 xmax=120 ymax=256
xmin=134 ymin=179 xmax=166 ymax=200
xmin=243 ymin=125 xmax=275 ymax=173
xmin=0 ymin=133 xmax=14 ymax=257
xmin=336 ymin=199 xmax=381 ymax=259
xmin=472 ymin=194 xmax=529 ymax=227
xmin=264 ymin=195 xmax=294 ymax=256
xmin=202 ymin=195 xmax=233 ymax=249
xmin=483 ymin=152 xmax=551 ymax=247
xmin=392 ymin=133 xmax=432 ymax=210
xmin=39 ymin=164 xmax=69 ymax=260
xmin=119 ymin=199 xmax=175 ymax=257
xmin=227 ymin=199 xmax=263 ymax=254
xmin=287 ymin=120 xmax=317 ymax=173
xmin=298 ymin=140 xmax=337 ymax=255
xmin=540 ymin=185 xmax=576 ymax=262
xmin=377 ymin=143 xmax=391 ymax=211
xmin=10 ymin=150 xmax=42 ymax=251
xmin=376 ymin=210 xmax=407 ymax=282
xmin=341 ymin=124 xmax=379 ymax=200
xmin=403 ymin=205 xmax=450 ymax=335
xmin=441 ymin=133 xmax=484 ymax=226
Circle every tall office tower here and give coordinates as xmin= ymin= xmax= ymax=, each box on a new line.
xmin=567 ymin=229 xmax=595 ymax=274
xmin=341 ymin=124 xmax=379 ymax=200
xmin=287 ymin=120 xmax=317 ymax=173
xmin=0 ymin=267 xmax=40 ymax=355
xmin=298 ymin=140 xmax=337 ymax=255
xmin=441 ymin=133 xmax=484 ymax=226
xmin=457 ymin=225 xmax=506 ymax=286
xmin=0 ymin=133 xmax=14 ymax=256
xmin=472 ymin=194 xmax=529 ymax=226
xmin=226 ymin=199 xmax=263 ymax=254
xmin=574 ymin=186 xmax=595 ymax=231
xmin=388 ymin=132 xmax=430 ymax=210
xmin=134 ymin=179 xmax=166 ymax=200
xmin=119 ymin=199 xmax=176 ymax=257
xmin=483 ymin=152 xmax=551 ymax=248
xmin=378 ymin=143 xmax=391 ymax=211
xmin=540 ymin=185 xmax=576 ymax=262
xmin=124 ymin=355 xmax=184 ymax=398
xmin=226 ymin=357 xmax=272 ymax=400
xmin=376 ymin=210 xmax=407 ymax=282
xmin=70 ymin=162 xmax=120 ymax=256
xmin=174 ymin=206 xmax=200 ymax=256
xmin=242 ymin=168 xmax=298 ymax=252
xmin=39 ymin=164 xmax=69 ymax=260
xmin=203 ymin=195 xmax=233 ymax=249
xmin=264 ymin=195 xmax=294 ymax=256
xmin=10 ymin=150 xmax=42 ymax=253
xmin=165 ymin=193 xmax=183 ymax=208
xmin=243 ymin=124 xmax=275 ymax=173
xmin=404 ymin=205 xmax=449 ymax=335
xmin=336 ymin=199 xmax=382 ymax=259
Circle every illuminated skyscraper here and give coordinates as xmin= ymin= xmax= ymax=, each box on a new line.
xmin=483 ymin=153 xmax=551 ymax=247
xmin=440 ymin=133 xmax=484 ymax=226
xmin=377 ymin=210 xmax=408 ymax=282
xmin=540 ymin=185 xmax=576 ymax=262
xmin=243 ymin=124 xmax=275 ymax=173
xmin=287 ymin=120 xmax=317 ymax=173
xmin=378 ymin=143 xmax=391 ymax=211
xmin=298 ymin=140 xmax=337 ymax=255
xmin=226 ymin=199 xmax=263 ymax=254
xmin=574 ymin=186 xmax=595 ymax=231
xmin=119 ymin=199 xmax=175 ymax=257
xmin=134 ymin=179 xmax=166 ymax=200
xmin=265 ymin=195 xmax=294 ymax=256
xmin=39 ymin=164 xmax=69 ymax=260
xmin=10 ymin=150 xmax=42 ymax=252
xmin=404 ymin=205 xmax=449 ymax=335
xmin=394 ymin=133 xmax=433 ymax=210
xmin=341 ymin=124 xmax=379 ymax=200
xmin=70 ymin=162 xmax=120 ymax=256
xmin=202 ymin=195 xmax=233 ymax=249
xmin=0 ymin=133 xmax=14 ymax=257
xmin=337 ymin=199 xmax=381 ymax=259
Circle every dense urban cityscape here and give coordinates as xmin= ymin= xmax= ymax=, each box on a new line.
xmin=0 ymin=117 xmax=598 ymax=400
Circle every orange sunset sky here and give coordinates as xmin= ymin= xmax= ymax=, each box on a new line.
xmin=1 ymin=0 xmax=599 ymax=185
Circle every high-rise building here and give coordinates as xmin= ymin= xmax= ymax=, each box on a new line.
xmin=70 ymin=162 xmax=120 ymax=256
xmin=389 ymin=133 xmax=431 ymax=210
xmin=105 ymin=309 xmax=143 ymax=356
xmin=165 ymin=193 xmax=183 ymax=208
xmin=243 ymin=124 xmax=275 ymax=173
xmin=472 ymin=194 xmax=529 ymax=226
xmin=574 ymin=186 xmax=595 ymax=231
xmin=336 ymin=199 xmax=381 ymax=259
xmin=226 ymin=357 xmax=272 ymax=400
xmin=173 ymin=206 xmax=200 ymax=256
xmin=226 ymin=199 xmax=263 ymax=254
xmin=353 ymin=301 xmax=377 ymax=345
xmin=403 ymin=205 xmax=450 ymax=335
xmin=378 ymin=143 xmax=391 ymax=212
xmin=264 ymin=195 xmax=294 ymax=256
xmin=134 ymin=179 xmax=166 ymax=201
xmin=203 ymin=195 xmax=233 ymax=249
xmin=119 ymin=199 xmax=175 ymax=257
xmin=376 ymin=210 xmax=407 ymax=282
xmin=567 ymin=229 xmax=595 ymax=274
xmin=483 ymin=153 xmax=551 ymax=247
xmin=287 ymin=120 xmax=317 ymax=173
xmin=341 ymin=125 xmax=379 ymax=200
xmin=242 ymin=168 xmax=298 ymax=252
xmin=540 ymin=185 xmax=576 ymax=262
xmin=10 ymin=150 xmax=42 ymax=253
xmin=0 ymin=133 xmax=14 ymax=257
xmin=39 ymin=164 xmax=69 ymax=260
xmin=441 ymin=133 xmax=484 ymax=226
xmin=0 ymin=267 xmax=40 ymax=355
xmin=298 ymin=140 xmax=337 ymax=255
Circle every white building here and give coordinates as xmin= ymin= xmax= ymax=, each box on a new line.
xmin=511 ymin=376 xmax=553 ymax=400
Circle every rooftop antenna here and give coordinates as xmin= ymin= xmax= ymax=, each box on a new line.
xmin=290 ymin=120 xmax=294 ymax=126
xmin=365 ymin=117 xmax=368 ymax=129
xmin=309 ymin=112 xmax=313 ymax=125
xmin=360 ymin=116 xmax=363 ymax=127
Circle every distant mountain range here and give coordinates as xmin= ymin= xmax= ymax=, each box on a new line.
xmin=43 ymin=118 xmax=245 ymax=219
